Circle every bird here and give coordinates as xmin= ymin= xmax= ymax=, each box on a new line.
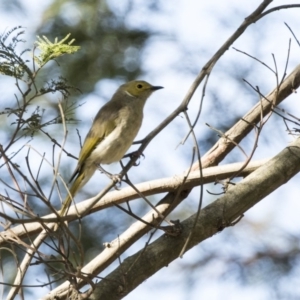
xmin=59 ymin=80 xmax=163 ymax=218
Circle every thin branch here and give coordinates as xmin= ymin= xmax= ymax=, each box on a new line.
xmin=7 ymin=225 xmax=55 ymax=299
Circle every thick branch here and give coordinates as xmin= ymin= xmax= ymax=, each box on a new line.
xmin=0 ymin=159 xmax=267 ymax=244
xmin=89 ymin=136 xmax=300 ymax=299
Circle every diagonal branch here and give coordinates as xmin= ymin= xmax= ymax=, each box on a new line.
xmin=121 ymin=0 xmax=274 ymax=173
xmin=85 ymin=136 xmax=300 ymax=299
xmin=199 ymin=63 xmax=300 ymax=169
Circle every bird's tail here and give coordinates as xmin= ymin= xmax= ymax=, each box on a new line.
xmin=59 ymin=171 xmax=85 ymax=217
xmin=53 ymin=173 xmax=84 ymax=231
xmin=54 ymin=165 xmax=96 ymax=230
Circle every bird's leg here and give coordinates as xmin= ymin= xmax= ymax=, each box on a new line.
xmin=123 ymin=150 xmax=145 ymax=166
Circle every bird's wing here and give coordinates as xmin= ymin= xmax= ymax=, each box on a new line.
xmin=69 ymin=118 xmax=117 ymax=183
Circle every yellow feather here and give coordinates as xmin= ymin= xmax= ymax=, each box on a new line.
xmin=60 ymin=171 xmax=85 ymax=217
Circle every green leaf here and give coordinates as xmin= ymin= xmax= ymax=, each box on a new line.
xmin=34 ymin=33 xmax=80 ymax=66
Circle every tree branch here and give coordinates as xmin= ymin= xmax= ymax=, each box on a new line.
xmin=0 ymin=159 xmax=267 ymax=244
xmin=86 ymin=136 xmax=300 ymax=300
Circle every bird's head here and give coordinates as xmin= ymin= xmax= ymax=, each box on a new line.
xmin=121 ymin=80 xmax=163 ymax=99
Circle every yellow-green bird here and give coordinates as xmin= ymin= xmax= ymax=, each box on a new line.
xmin=59 ymin=80 xmax=163 ymax=217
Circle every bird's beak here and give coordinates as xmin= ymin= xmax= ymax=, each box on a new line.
xmin=150 ymin=86 xmax=164 ymax=91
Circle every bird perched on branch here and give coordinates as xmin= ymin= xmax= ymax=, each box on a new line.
xmin=59 ymin=80 xmax=163 ymax=218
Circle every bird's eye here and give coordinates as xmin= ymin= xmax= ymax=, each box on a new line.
xmin=137 ymin=84 xmax=143 ymax=89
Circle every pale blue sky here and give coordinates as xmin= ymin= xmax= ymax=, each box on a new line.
xmin=1 ymin=1 xmax=300 ymax=299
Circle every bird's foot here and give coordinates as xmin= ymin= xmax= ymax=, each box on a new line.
xmin=123 ymin=150 xmax=145 ymax=166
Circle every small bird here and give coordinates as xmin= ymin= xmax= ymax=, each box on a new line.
xmin=59 ymin=80 xmax=163 ymax=217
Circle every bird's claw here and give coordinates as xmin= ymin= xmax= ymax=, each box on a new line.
xmin=111 ymin=174 xmax=122 ymax=190
xmin=124 ymin=150 xmax=145 ymax=166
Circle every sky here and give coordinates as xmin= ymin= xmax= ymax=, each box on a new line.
xmin=1 ymin=0 xmax=300 ymax=299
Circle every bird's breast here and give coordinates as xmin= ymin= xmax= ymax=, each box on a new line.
xmin=87 ymin=106 xmax=143 ymax=165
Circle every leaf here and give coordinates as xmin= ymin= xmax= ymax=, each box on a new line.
xmin=34 ymin=33 xmax=80 ymax=66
